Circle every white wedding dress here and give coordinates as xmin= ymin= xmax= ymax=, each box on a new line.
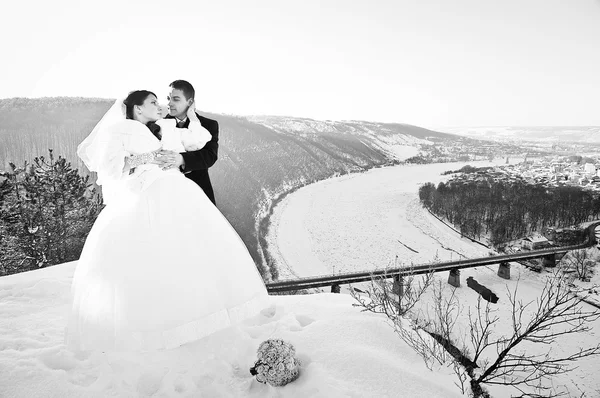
xmin=66 ymin=117 xmax=269 ymax=352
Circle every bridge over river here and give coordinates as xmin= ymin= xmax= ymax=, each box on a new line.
xmin=266 ymin=221 xmax=600 ymax=294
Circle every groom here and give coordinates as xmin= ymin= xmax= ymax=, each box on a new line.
xmin=156 ymin=80 xmax=219 ymax=205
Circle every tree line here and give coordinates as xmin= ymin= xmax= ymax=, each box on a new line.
xmin=418 ymin=174 xmax=600 ymax=246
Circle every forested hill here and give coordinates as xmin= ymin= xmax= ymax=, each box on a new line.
xmin=0 ymin=97 xmax=488 ymax=279
xmin=0 ymin=97 xmax=115 ymax=169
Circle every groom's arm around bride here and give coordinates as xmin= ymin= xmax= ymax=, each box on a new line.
xmin=180 ymin=113 xmax=218 ymax=172
xmin=179 ymin=112 xmax=219 ymax=202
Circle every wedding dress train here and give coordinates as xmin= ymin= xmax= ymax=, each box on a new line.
xmin=67 ymin=118 xmax=268 ymax=351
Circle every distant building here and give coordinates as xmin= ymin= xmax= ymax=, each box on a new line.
xmin=550 ymin=162 xmax=567 ymax=173
xmin=584 ymin=163 xmax=596 ymax=175
xmin=521 ymin=236 xmax=550 ymax=250
xmin=580 ymin=177 xmax=590 ymax=186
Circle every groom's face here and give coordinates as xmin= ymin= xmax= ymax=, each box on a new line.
xmin=167 ymin=88 xmax=193 ymax=119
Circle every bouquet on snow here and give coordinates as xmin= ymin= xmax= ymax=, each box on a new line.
xmin=249 ymin=339 xmax=300 ymax=387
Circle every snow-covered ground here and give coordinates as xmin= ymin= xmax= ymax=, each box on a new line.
xmin=2 ymin=160 xmax=599 ymax=397
xmin=266 ymin=161 xmax=600 ymax=397
xmin=0 ymin=263 xmax=461 ymax=397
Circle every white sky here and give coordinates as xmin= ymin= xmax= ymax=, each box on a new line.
xmin=1 ymin=0 xmax=599 ymax=127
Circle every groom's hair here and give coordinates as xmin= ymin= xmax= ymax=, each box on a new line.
xmin=169 ymin=80 xmax=195 ymax=100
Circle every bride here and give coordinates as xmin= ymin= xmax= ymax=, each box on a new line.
xmin=66 ymin=90 xmax=269 ymax=352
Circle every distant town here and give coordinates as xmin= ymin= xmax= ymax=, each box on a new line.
xmin=445 ymin=155 xmax=600 ymax=252
xmin=467 ymin=155 xmax=600 ymax=192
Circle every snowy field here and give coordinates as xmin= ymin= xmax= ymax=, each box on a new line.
xmin=0 ymin=264 xmax=462 ymax=397
xmin=266 ymin=161 xmax=600 ymax=397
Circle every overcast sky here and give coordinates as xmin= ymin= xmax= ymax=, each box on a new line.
xmin=1 ymin=0 xmax=599 ymax=128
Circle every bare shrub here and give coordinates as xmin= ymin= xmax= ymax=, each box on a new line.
xmin=352 ymin=268 xmax=600 ymax=397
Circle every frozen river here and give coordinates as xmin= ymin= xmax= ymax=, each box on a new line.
xmin=266 ymin=161 xmax=498 ymax=279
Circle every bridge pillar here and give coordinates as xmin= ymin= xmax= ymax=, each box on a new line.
xmin=392 ymin=275 xmax=404 ymax=297
xmin=392 ymin=275 xmax=404 ymax=313
xmin=331 ymin=284 xmax=341 ymax=293
xmin=542 ymin=254 xmax=556 ymax=268
xmin=448 ymin=269 xmax=461 ymax=288
xmin=497 ymin=261 xmax=511 ymax=279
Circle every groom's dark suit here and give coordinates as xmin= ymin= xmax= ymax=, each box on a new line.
xmin=165 ymin=113 xmax=219 ymax=205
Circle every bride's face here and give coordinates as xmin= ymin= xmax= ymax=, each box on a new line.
xmin=136 ymin=94 xmax=162 ymax=122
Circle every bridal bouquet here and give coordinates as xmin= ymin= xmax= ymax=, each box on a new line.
xmin=250 ymin=339 xmax=300 ymax=387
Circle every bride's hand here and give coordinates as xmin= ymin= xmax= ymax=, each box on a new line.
xmin=149 ymin=149 xmax=164 ymax=164
xmin=156 ymin=150 xmax=184 ymax=170
xmin=187 ymin=103 xmax=198 ymax=121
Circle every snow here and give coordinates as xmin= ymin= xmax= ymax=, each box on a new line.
xmin=0 ymin=262 xmax=461 ymax=397
xmin=3 ymin=159 xmax=599 ymax=397
xmin=565 ymin=248 xmax=600 ymax=308
xmin=381 ymin=145 xmax=419 ymax=161
xmin=266 ymin=160 xmax=600 ymax=397
xmin=246 ymin=116 xmax=431 ymax=160
xmin=267 ymin=161 xmax=500 ymax=280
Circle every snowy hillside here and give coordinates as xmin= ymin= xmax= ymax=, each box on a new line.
xmin=247 ymin=116 xmax=448 ymax=161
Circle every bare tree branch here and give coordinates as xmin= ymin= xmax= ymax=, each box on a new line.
xmin=352 ymin=266 xmax=600 ymax=398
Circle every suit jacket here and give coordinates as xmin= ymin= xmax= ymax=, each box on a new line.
xmin=165 ymin=113 xmax=219 ymax=204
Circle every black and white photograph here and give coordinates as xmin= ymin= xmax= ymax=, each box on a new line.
xmin=1 ymin=1 xmax=600 ymax=397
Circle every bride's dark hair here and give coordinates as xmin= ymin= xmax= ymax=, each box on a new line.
xmin=123 ymin=90 xmax=157 ymax=120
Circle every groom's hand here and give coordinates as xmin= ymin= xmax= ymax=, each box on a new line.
xmin=156 ymin=150 xmax=184 ymax=170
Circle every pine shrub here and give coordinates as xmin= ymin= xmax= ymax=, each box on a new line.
xmin=0 ymin=150 xmax=102 ymax=276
